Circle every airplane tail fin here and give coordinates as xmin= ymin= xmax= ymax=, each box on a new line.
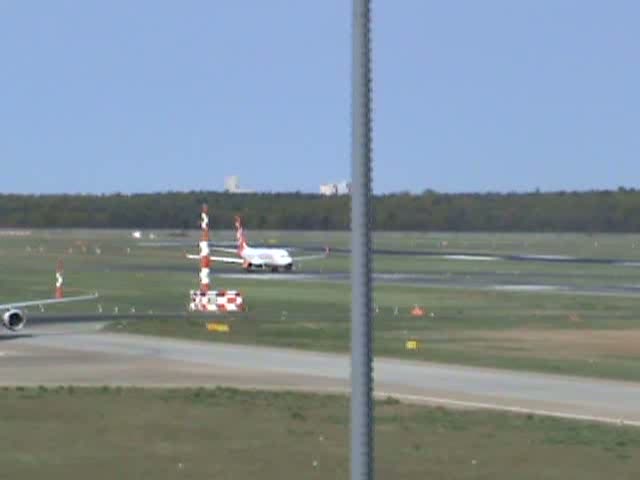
xmin=234 ymin=215 xmax=249 ymax=255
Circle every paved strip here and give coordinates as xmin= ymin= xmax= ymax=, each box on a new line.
xmin=139 ymin=240 xmax=640 ymax=266
xmin=4 ymin=325 xmax=640 ymax=425
xmin=214 ymin=271 xmax=640 ymax=298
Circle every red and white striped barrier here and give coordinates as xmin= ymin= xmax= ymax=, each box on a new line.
xmin=188 ymin=203 xmax=246 ymax=313
xmin=189 ymin=290 xmax=245 ymax=312
xmin=199 ymin=203 xmax=211 ymax=293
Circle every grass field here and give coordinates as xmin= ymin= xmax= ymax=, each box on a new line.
xmin=110 ymin=280 xmax=640 ymax=382
xmin=1 ymin=386 xmax=640 ymax=479
xmin=134 ymin=227 xmax=640 ymax=259
xmin=151 ymin=228 xmax=640 ymax=259
xmin=4 ymin=229 xmax=640 ymax=381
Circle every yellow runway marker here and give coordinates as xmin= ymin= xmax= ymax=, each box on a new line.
xmin=206 ymin=322 xmax=230 ymax=333
xmin=405 ymin=340 xmax=419 ymax=350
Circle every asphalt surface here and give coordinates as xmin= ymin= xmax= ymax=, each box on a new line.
xmin=3 ymin=322 xmax=640 ymax=426
xmin=139 ymin=240 xmax=640 ymax=266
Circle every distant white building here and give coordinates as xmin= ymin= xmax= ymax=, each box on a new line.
xmin=225 ymin=176 xmax=240 ymax=192
xmin=224 ymin=176 xmax=253 ymax=193
xmin=320 ymin=180 xmax=351 ymax=196
xmin=320 ymin=183 xmax=338 ymax=196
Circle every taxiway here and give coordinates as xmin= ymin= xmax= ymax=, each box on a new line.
xmin=3 ymin=322 xmax=640 ymax=426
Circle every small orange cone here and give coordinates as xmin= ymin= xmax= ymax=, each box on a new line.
xmin=410 ymin=306 xmax=426 ymax=317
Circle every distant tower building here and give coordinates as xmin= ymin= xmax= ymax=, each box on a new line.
xmin=225 ymin=176 xmax=241 ymax=193
xmin=336 ymin=180 xmax=352 ymax=194
xmin=224 ymin=175 xmax=254 ymax=193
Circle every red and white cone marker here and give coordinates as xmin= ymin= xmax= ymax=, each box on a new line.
xmin=55 ymin=259 xmax=64 ymax=298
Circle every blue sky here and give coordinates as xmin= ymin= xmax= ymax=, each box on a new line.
xmin=1 ymin=1 xmax=638 ymax=195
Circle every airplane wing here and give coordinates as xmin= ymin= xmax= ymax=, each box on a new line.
xmin=0 ymin=292 xmax=99 ymax=310
xmin=208 ymin=247 xmax=240 ymax=254
xmin=290 ymin=247 xmax=330 ymax=262
xmin=185 ymin=254 xmax=244 ymax=264
xmin=138 ymin=241 xmax=238 ymax=248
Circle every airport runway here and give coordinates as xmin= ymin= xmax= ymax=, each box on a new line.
xmin=3 ymin=322 xmax=640 ymax=426
xmin=140 ymin=240 xmax=640 ymax=266
xmin=105 ymin=262 xmax=640 ymax=298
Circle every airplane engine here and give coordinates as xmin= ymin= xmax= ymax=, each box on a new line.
xmin=2 ymin=309 xmax=26 ymax=331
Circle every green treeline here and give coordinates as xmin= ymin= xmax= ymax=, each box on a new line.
xmin=1 ymin=189 xmax=639 ymax=232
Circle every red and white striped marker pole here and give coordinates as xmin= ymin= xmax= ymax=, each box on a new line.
xmin=199 ymin=204 xmax=211 ymax=294
xmin=55 ymin=259 xmax=64 ymax=298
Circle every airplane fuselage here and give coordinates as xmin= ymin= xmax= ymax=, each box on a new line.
xmin=241 ymin=247 xmax=293 ymax=271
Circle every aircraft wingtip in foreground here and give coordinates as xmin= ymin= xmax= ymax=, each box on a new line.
xmin=1 ymin=263 xmax=99 ymax=332
xmin=187 ymin=215 xmax=330 ymax=272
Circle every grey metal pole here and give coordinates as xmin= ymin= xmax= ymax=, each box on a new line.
xmin=350 ymin=0 xmax=373 ymax=479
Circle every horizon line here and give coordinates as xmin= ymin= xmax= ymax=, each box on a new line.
xmin=1 ymin=186 xmax=639 ymax=197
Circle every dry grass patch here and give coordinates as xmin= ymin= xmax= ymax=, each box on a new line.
xmin=457 ymin=328 xmax=640 ymax=361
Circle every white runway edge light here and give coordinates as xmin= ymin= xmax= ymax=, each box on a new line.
xmin=188 ymin=203 xmax=245 ymax=313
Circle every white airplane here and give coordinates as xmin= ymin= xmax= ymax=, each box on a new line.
xmin=1 ymin=265 xmax=99 ymax=332
xmin=187 ymin=215 xmax=330 ymax=272
xmin=0 ymin=293 xmax=98 ymax=332
xmin=1 ymin=293 xmax=99 ymax=332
